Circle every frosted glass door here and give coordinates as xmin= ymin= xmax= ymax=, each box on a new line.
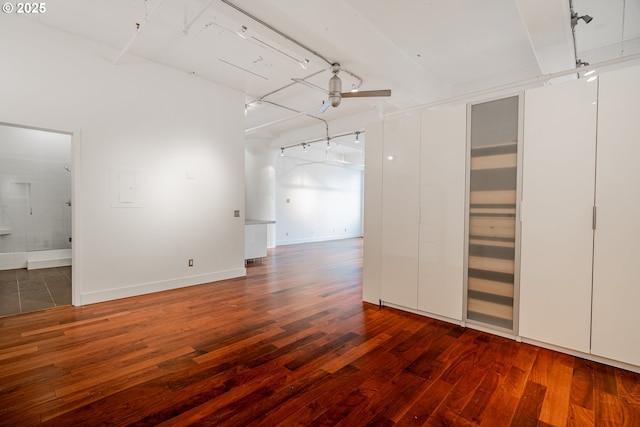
xmin=466 ymin=96 xmax=520 ymax=331
xmin=592 ymin=65 xmax=640 ymax=366
xmin=381 ymin=115 xmax=421 ymax=309
xmin=418 ymin=105 xmax=466 ymax=320
xmin=519 ymin=78 xmax=597 ymax=352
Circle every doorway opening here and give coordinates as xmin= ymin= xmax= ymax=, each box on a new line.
xmin=0 ymin=123 xmax=72 ymax=316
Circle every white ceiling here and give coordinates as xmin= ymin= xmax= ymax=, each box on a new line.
xmin=23 ymin=0 xmax=640 ymax=147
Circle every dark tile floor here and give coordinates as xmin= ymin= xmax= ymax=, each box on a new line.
xmin=0 ymin=266 xmax=71 ymax=317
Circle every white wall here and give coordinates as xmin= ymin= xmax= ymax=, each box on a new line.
xmin=275 ymin=147 xmax=363 ymax=245
xmin=245 ymin=139 xmax=277 ymax=247
xmin=0 ymin=17 xmax=246 ymax=304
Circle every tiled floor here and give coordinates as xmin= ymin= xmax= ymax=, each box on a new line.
xmin=0 ymin=266 xmax=71 ymax=317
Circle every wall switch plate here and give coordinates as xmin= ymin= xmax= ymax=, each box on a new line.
xmin=234 ymin=210 xmax=240 ymax=217
xmin=188 ymin=259 xmax=193 ymax=267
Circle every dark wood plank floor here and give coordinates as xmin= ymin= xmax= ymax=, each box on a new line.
xmin=1 ymin=238 xmax=639 ymax=426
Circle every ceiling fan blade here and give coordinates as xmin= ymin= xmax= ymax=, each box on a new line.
xmin=341 ymin=89 xmax=391 ymax=98
xmin=317 ymin=100 xmax=331 ymax=114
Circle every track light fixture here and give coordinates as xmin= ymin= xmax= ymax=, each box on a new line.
xmin=278 ymin=131 xmax=364 ymax=156
xmin=299 ymin=59 xmax=309 ymax=69
xmin=576 ymin=59 xmax=589 ymax=67
xmin=236 ymin=25 xmax=248 ymax=39
xmin=571 ymin=12 xmax=593 ymax=28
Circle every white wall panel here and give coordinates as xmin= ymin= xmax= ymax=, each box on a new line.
xmin=519 ymin=78 xmax=597 ymax=352
xmin=592 ymin=65 xmax=640 ymax=366
xmin=380 ymin=115 xmax=421 ymax=309
xmin=418 ymin=105 xmax=466 ymax=320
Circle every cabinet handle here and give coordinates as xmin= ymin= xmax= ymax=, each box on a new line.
xmin=593 ymin=206 xmax=597 ymax=230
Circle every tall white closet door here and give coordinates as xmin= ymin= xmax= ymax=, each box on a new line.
xmin=381 ymin=114 xmax=421 ymax=309
xmin=418 ymin=105 xmax=466 ymax=320
xmin=592 ymin=65 xmax=640 ymax=366
xmin=362 ymin=121 xmax=384 ymax=305
xmin=519 ymin=78 xmax=597 ymax=353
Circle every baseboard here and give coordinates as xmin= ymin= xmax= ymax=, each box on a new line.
xmin=80 ymin=268 xmax=247 ymax=305
xmin=521 ymin=337 xmax=640 ymax=374
xmin=0 ymin=252 xmax=27 ymax=270
xmin=380 ymin=301 xmax=464 ymax=327
xmin=28 ymin=257 xmax=72 ymax=270
xmin=276 ymin=233 xmax=363 ymax=246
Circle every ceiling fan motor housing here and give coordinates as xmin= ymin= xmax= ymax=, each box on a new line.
xmin=329 ymin=74 xmax=342 ymax=107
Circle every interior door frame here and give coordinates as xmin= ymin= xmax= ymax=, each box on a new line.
xmin=0 ymin=120 xmax=83 ymax=307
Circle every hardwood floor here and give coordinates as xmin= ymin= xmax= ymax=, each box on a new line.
xmin=1 ymin=238 xmax=639 ymax=426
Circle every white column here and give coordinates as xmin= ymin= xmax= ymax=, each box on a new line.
xmin=245 ymin=139 xmax=277 ymax=247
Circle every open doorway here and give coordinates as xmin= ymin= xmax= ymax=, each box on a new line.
xmin=0 ymin=124 xmax=72 ymax=316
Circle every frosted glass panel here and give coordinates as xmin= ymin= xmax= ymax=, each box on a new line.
xmin=467 ymin=96 xmax=518 ymax=331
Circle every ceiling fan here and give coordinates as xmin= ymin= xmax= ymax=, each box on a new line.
xmin=293 ymin=63 xmax=391 ymax=114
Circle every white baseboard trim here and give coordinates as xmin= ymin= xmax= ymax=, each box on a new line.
xmin=380 ymin=301 xmax=464 ymax=327
xmin=28 ymin=257 xmax=72 ymax=270
xmin=80 ymin=268 xmax=247 ymax=305
xmin=276 ymin=234 xmax=363 ymax=246
xmin=521 ymin=337 xmax=640 ymax=374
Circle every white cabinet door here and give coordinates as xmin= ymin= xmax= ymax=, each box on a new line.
xmin=381 ymin=115 xmax=421 ymax=309
xmin=519 ymin=78 xmax=597 ymax=353
xmin=592 ymin=65 xmax=640 ymax=366
xmin=363 ymin=121 xmax=384 ymax=305
xmin=418 ymin=105 xmax=466 ymax=320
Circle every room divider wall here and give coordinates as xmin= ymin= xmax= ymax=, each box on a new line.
xmin=367 ymin=64 xmax=640 ymax=373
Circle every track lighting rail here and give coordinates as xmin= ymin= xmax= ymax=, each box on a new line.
xmin=219 ymin=0 xmax=364 ymax=87
xmin=279 ymin=130 xmax=365 ymax=154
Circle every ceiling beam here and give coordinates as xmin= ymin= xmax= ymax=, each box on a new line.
xmin=515 ymin=0 xmax=576 ymax=75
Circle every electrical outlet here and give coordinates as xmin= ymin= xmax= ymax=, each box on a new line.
xmin=188 ymin=259 xmax=193 ymax=267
